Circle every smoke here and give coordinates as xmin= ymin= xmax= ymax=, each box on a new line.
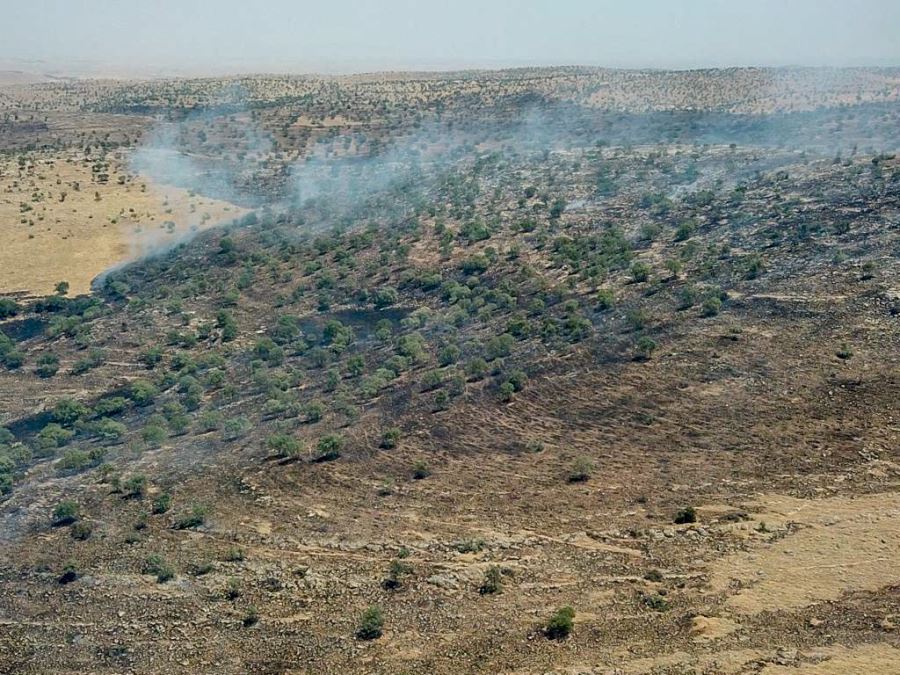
xmin=121 ymin=74 xmax=900 ymax=268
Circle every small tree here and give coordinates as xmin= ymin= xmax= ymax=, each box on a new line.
xmin=546 ymin=606 xmax=575 ymax=640
xmin=356 ymin=605 xmax=384 ymax=640
xmin=52 ymin=500 xmax=79 ymax=526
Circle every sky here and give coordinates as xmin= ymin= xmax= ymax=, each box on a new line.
xmin=2 ymin=0 xmax=900 ymax=76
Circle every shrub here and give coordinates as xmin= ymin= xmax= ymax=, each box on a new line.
xmin=546 ymin=606 xmax=575 ymax=640
xmin=141 ymin=424 xmax=167 ymax=448
xmin=93 ymin=418 xmax=127 ymax=442
xmin=634 ymin=336 xmax=658 ymax=361
xmin=498 ymin=382 xmax=515 ymax=402
xmin=596 ymin=288 xmax=615 ymax=310
xmin=0 ymin=298 xmax=21 ymax=319
xmin=380 ymin=427 xmax=401 ymax=449
xmin=123 ymin=474 xmax=147 ymax=498
xmin=173 ymin=504 xmax=208 ymax=530
xmin=701 ymin=296 xmax=722 ymax=317
xmin=35 ymin=354 xmax=60 ymax=378
xmin=243 ymin=607 xmax=259 ymax=627
xmin=356 ymin=605 xmax=384 ymax=640
xmin=52 ymin=399 xmax=89 ymax=426
xmin=71 ymin=521 xmax=93 ymax=541
xmin=222 ymin=416 xmax=252 ymax=440
xmin=373 ymin=286 xmax=399 ymax=308
xmin=313 ymin=435 xmax=343 ymax=462
xmin=479 ymin=566 xmax=503 ymax=595
xmin=642 ymin=593 xmax=669 ymax=611
xmin=152 ymin=493 xmax=172 ymax=514
xmin=52 ymin=500 xmax=79 ymax=526
xmin=631 ymin=262 xmax=651 ymax=283
xmin=128 ymin=379 xmax=159 ymax=407
xmin=412 ymin=460 xmax=431 ymax=480
xmin=674 ymin=506 xmax=697 ymax=524
xmin=567 ymin=457 xmax=593 ymax=483
xmin=36 ymin=423 xmax=75 ymax=451
xmin=267 ymin=433 xmax=301 ymax=458
xmin=465 ymin=358 xmax=488 ymax=381
xmin=382 ymin=559 xmax=412 ymax=590
xmin=58 ymin=562 xmax=79 ymax=584
xmin=143 ymin=554 xmax=174 ymax=583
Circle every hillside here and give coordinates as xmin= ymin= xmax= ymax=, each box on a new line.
xmin=0 ymin=68 xmax=898 ymax=674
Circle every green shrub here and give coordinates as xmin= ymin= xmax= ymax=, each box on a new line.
xmin=52 ymin=500 xmax=79 ymax=526
xmin=123 ymin=474 xmax=147 ymax=498
xmin=356 ymin=605 xmax=384 ymax=640
xmin=52 ymin=399 xmax=89 ymax=426
xmin=380 ymin=427 xmax=401 ymax=449
xmin=152 ymin=493 xmax=172 ymax=515
xmin=35 ymin=354 xmax=60 ymax=378
xmin=634 ymin=336 xmax=658 ymax=361
xmin=630 ymin=262 xmax=651 ymax=283
xmin=222 ymin=416 xmax=252 ymax=440
xmin=71 ymin=521 xmax=93 ymax=541
xmin=36 ymin=423 xmax=75 ymax=451
xmin=267 ymin=433 xmax=302 ymax=458
xmin=128 ymin=379 xmax=159 ymax=406
xmin=314 ymin=434 xmax=343 ymax=462
xmin=173 ymin=504 xmax=208 ymax=530
xmin=701 ymin=296 xmax=722 ymax=317
xmin=546 ymin=606 xmax=575 ymax=640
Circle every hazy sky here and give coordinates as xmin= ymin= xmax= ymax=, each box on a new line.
xmin=3 ymin=0 xmax=900 ymax=75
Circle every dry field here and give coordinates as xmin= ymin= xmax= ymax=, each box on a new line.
xmin=0 ymin=151 xmax=243 ymax=296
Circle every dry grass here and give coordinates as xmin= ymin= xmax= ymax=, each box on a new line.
xmin=0 ymin=150 xmax=243 ymax=295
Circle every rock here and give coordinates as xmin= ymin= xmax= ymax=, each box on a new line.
xmin=426 ymin=574 xmax=459 ymax=590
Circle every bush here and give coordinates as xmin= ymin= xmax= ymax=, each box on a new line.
xmin=52 ymin=399 xmax=89 ymax=426
xmin=479 ymin=566 xmax=503 ymax=595
xmin=546 ymin=606 xmax=575 ymax=640
xmin=267 ymin=433 xmax=301 ymax=458
xmin=152 ymin=492 xmax=172 ymax=514
xmin=222 ymin=416 xmax=252 ymax=440
xmin=596 ymin=288 xmax=615 ymax=310
xmin=58 ymin=562 xmax=79 ymax=584
xmin=92 ymin=418 xmax=127 ymax=442
xmin=123 ymin=474 xmax=147 ymax=498
xmin=567 ymin=457 xmax=593 ymax=483
xmin=36 ymin=423 xmax=75 ymax=451
xmin=71 ymin=521 xmax=93 ymax=540
xmin=143 ymin=554 xmax=174 ymax=583
xmin=173 ymin=504 xmax=208 ymax=530
xmin=630 ymin=262 xmax=651 ymax=283
xmin=128 ymin=379 xmax=159 ymax=407
xmin=634 ymin=336 xmax=658 ymax=361
xmin=356 ymin=605 xmax=384 ymax=640
xmin=0 ymin=298 xmax=21 ymax=319
xmin=674 ymin=506 xmax=697 ymax=524
xmin=380 ymin=427 xmax=401 ymax=449
xmin=314 ymin=434 xmax=343 ymax=462
xmin=412 ymin=460 xmax=431 ymax=480
xmin=52 ymin=500 xmax=79 ymax=526
xmin=701 ymin=296 xmax=722 ymax=317
xmin=35 ymin=354 xmax=60 ymax=378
